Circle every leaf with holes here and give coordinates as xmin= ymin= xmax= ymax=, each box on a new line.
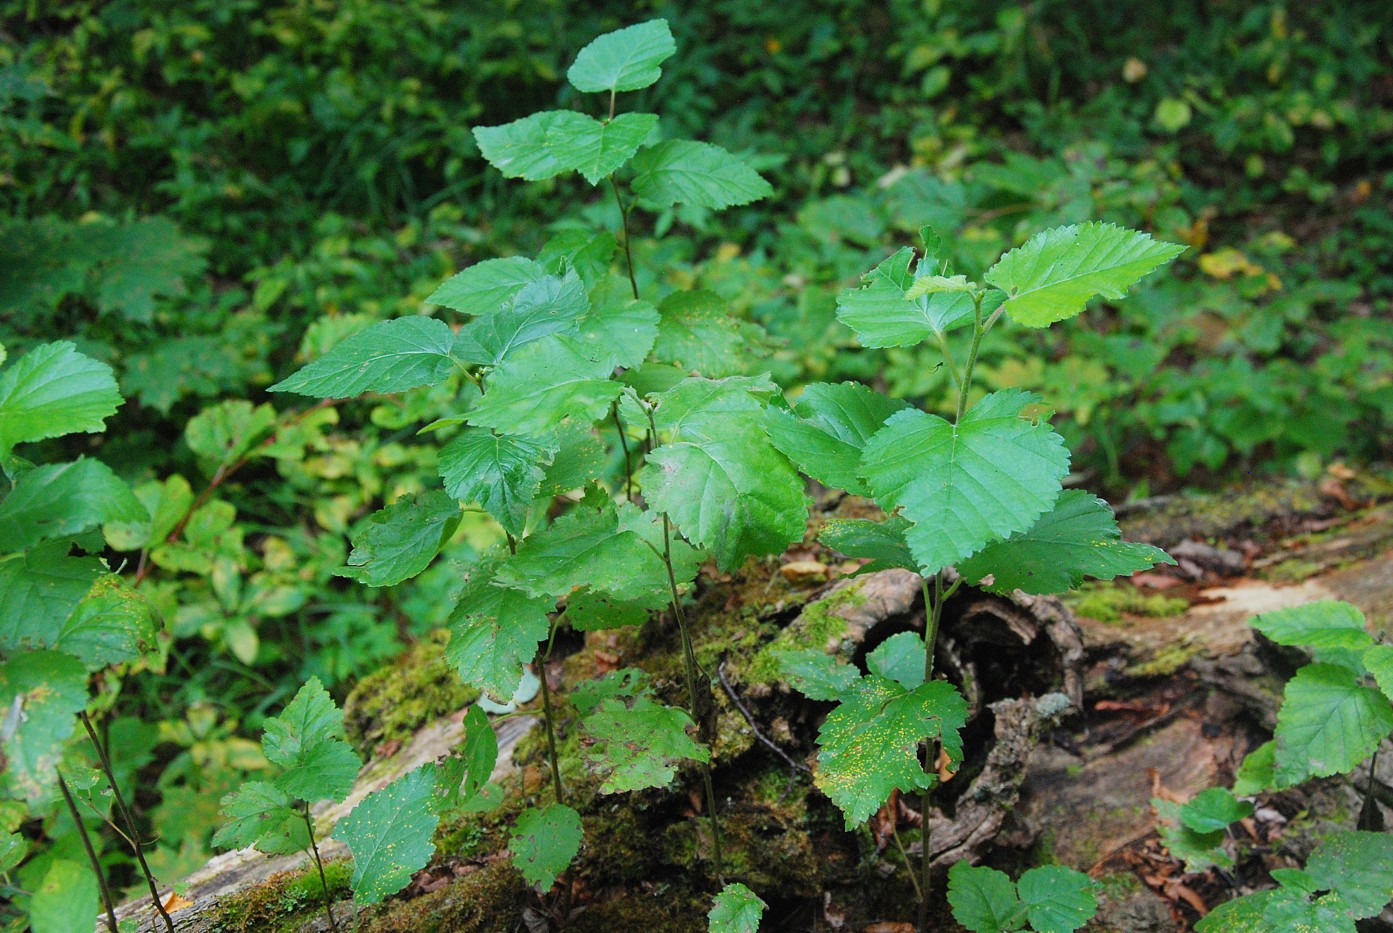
xmin=582 ymin=695 xmax=710 ymax=793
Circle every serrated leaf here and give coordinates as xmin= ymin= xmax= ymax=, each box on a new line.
xmin=510 ymin=803 xmax=582 ymax=889
xmin=572 ymin=299 xmax=660 ymax=370
xmin=447 ymin=706 xmax=498 ymax=810
xmin=815 ymin=677 xmax=967 ymax=827
xmin=983 ymin=222 xmax=1186 ymax=328
xmin=0 ymin=458 xmax=146 ymax=552
xmin=0 ymin=651 xmax=89 ymax=804
xmin=0 ymin=540 xmax=104 ymax=653
xmin=652 ymin=290 xmax=767 ymax=377
xmin=1365 ymin=645 xmax=1393 ymax=705
xmin=54 ymin=574 xmax=161 ymax=669
xmin=641 ymin=420 xmax=808 ymax=571
xmin=334 ymin=765 xmax=439 ymax=904
xmin=566 ymin=590 xmax=654 ymax=631
xmin=466 ymin=338 xmax=622 ymax=437
xmin=92 ymin=216 xmax=207 ymax=322
xmin=1017 ymin=865 xmax=1098 ymax=933
xmin=1304 ymin=831 xmax=1393 ymax=919
xmin=1273 ymin=663 xmax=1393 ymax=787
xmin=1194 ymin=890 xmax=1280 ymax=933
xmin=1233 ymin=740 xmax=1276 ymax=796
xmin=835 ymin=247 xmax=978 ymax=348
xmin=566 ymin=19 xmax=675 ymax=94
xmin=473 ymin=112 xmax=572 ymax=181
xmin=817 ymin=517 xmax=918 ymax=574
xmin=860 ymin=390 xmax=1070 ymax=576
xmin=947 ymin=861 xmax=1027 ymax=933
xmin=0 ymin=831 xmax=27 ymax=874
xmin=1156 ymin=797 xmax=1231 ymax=872
xmin=439 ymin=429 xmax=556 ymax=537
xmin=1253 ymin=601 xmax=1373 ymax=655
xmin=184 ymin=400 xmax=278 ymax=468
xmin=709 ymin=882 xmax=766 ymax=933
xmin=104 ymin=473 xmax=193 ymax=551
xmin=765 ymin=382 xmax=909 ymax=495
xmin=631 ymin=140 xmax=773 ymax=210
xmin=28 ymin=858 xmax=99 ymax=933
xmin=445 ymin=574 xmax=552 ymax=702
xmin=337 ymin=490 xmax=461 ymax=587
xmin=538 ymin=229 xmax=618 ymax=288
xmin=582 ymin=695 xmax=709 ymax=793
xmin=1259 ymin=891 xmax=1358 ymax=933
xmin=777 ymin=649 xmax=860 ymax=702
xmin=0 ymin=341 xmax=122 ymax=454
xmin=453 ymin=270 xmax=590 ymax=367
xmin=212 ymin=780 xmax=311 ymax=855
xmin=544 ymin=112 xmax=658 ymax=185
xmin=1180 ymin=787 xmax=1253 ymax=834
xmin=269 ymin=317 xmax=458 ymax=398
xmin=650 ymin=374 xmax=777 ymax=437
xmin=262 ymin=677 xmax=362 ymax=803
xmin=866 ymin=632 xmax=926 ymax=690
xmin=538 ymin=422 xmax=607 ymax=497
xmin=957 ymin=490 xmax=1173 ymax=595
xmin=427 ymin=256 xmax=547 ymax=315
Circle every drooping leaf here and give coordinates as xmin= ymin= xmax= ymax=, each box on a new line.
xmin=817 ymin=517 xmax=918 ymax=574
xmin=0 ymin=458 xmax=146 ymax=552
xmin=1155 ymin=797 xmax=1231 ymax=872
xmin=544 ymin=112 xmax=658 ymax=185
xmin=427 ymin=256 xmax=547 ymax=315
xmin=983 ymin=222 xmax=1186 ymax=328
xmin=566 ymin=19 xmax=676 ymax=94
xmin=1232 ymin=740 xmax=1276 ymax=796
xmin=473 ymin=112 xmax=572 ymax=181
xmin=0 ymin=341 xmax=122 ymax=454
xmin=777 ymin=649 xmax=861 ymax=702
xmin=28 ymin=858 xmax=99 ymax=933
xmin=947 ymin=861 xmax=1027 ymax=933
xmin=0 ymin=651 xmax=89 ymax=804
xmin=334 ymin=765 xmax=439 ymax=905
xmin=708 ymin=882 xmax=767 ymax=933
xmin=212 ymin=780 xmax=311 ymax=855
xmin=835 ymin=247 xmax=978 ymax=348
xmin=269 ymin=317 xmax=458 ymax=398
xmin=652 ymin=290 xmax=768 ymax=378
xmin=815 ymin=677 xmax=967 ymax=827
xmin=337 ymin=490 xmax=461 ymax=587
xmin=582 ymin=695 xmax=710 ymax=793
xmin=1180 ymin=787 xmax=1254 ymax=834
xmin=510 ymin=803 xmax=582 ymax=889
xmin=262 ymin=677 xmax=362 ymax=803
xmin=438 ymin=705 xmax=497 ymax=811
xmin=631 ymin=141 xmax=773 ymax=210
xmin=566 ymin=590 xmax=655 ymax=631
xmin=453 ymin=270 xmax=590 ymax=367
xmin=0 ymin=540 xmax=104 ymax=652
xmin=53 ymin=574 xmax=161 ymax=669
xmin=466 ymin=338 xmax=622 ymax=437
xmin=765 ymin=382 xmax=909 ymax=495
xmin=1304 ymin=831 xmax=1393 ymax=919
xmin=1273 ymin=663 xmax=1393 ymax=787
xmin=1252 ymin=601 xmax=1373 ymax=653
xmin=445 ymin=573 xmax=553 ymax=702
xmin=957 ymin=490 xmax=1173 ymax=595
xmin=438 ymin=429 xmax=556 ymax=537
xmin=859 ymin=390 xmax=1070 ymax=575
xmin=1016 ymin=865 xmax=1098 ymax=933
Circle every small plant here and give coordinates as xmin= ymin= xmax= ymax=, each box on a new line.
xmin=947 ymin=862 xmax=1098 ymax=933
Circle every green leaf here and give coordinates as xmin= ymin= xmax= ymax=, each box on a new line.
xmin=835 ymin=247 xmax=978 ymax=348
xmin=1252 ymin=601 xmax=1373 ymax=654
xmin=338 ymin=490 xmax=461 ymax=587
xmin=453 ymin=270 xmax=590 ymax=367
xmin=1364 ymin=645 xmax=1393 ymax=705
xmin=1273 ymin=663 xmax=1393 ymax=787
xmin=445 ymin=573 xmax=553 ymax=702
xmin=0 ymin=341 xmax=122 ymax=454
xmin=0 ymin=651 xmax=89 ymax=804
xmin=572 ymin=299 xmax=660 ymax=370
xmin=815 ymin=677 xmax=967 ymax=827
xmin=466 ymin=339 xmax=622 ymax=437
xmin=1259 ymin=892 xmax=1358 ymax=933
xmin=709 ymin=882 xmax=767 ymax=933
xmin=566 ymin=590 xmax=654 ymax=631
xmin=1180 ymin=787 xmax=1253 ymax=834
xmin=652 ymin=290 xmax=769 ymax=378
xmin=538 ymin=230 xmax=618 ymax=288
xmin=983 ymin=222 xmax=1186 ymax=328
xmin=649 ymin=374 xmax=777 ymax=437
xmin=0 ymin=540 xmax=104 ymax=652
xmin=334 ymin=765 xmax=439 ymax=905
xmin=262 ymin=677 xmax=362 ymax=803
xmin=473 ymin=112 xmax=572 ymax=181
xmin=566 ymin=19 xmax=676 ymax=94
xmin=0 ymin=458 xmax=146 ymax=552
xmin=817 ymin=517 xmax=918 ymax=574
xmin=1304 ymin=831 xmax=1393 ymax=919
xmin=765 ymin=382 xmax=909 ymax=495
xmin=544 ymin=112 xmax=658 ymax=185
xmin=510 ymin=803 xmax=582 ymax=889
xmin=631 ymin=141 xmax=773 ymax=210
xmin=438 ymin=705 xmax=497 ymax=811
xmin=438 ymin=430 xmax=556 ymax=537
xmin=28 ymin=859 xmax=99 ymax=933
xmin=91 ymin=216 xmax=207 ymax=322
xmin=269 ymin=317 xmax=458 ymax=398
xmin=427 ymin=257 xmax=547 ymax=315
xmin=947 ymin=862 xmax=1027 ymax=933
xmin=539 ymin=422 xmax=607 ymax=497
xmin=104 ymin=473 xmax=193 ymax=551
xmin=184 ymin=400 xmax=278 ymax=467
xmin=777 ymin=649 xmax=860 ymax=702
xmin=0 ymin=831 xmax=27 ymax=874
xmin=212 ymin=780 xmax=311 ymax=855
xmin=957 ymin=490 xmax=1173 ymax=595
xmin=1017 ymin=865 xmax=1098 ymax=933
xmin=1155 ymin=797 xmax=1231 ymax=872
xmin=582 ymin=695 xmax=710 ymax=793
xmin=55 ymin=574 xmax=161 ymax=669
xmin=1194 ymin=890 xmax=1280 ymax=933
xmin=860 ymin=390 xmax=1070 ymax=576
xmin=866 ymin=632 xmax=926 ymax=690
xmin=641 ymin=420 xmax=808 ymax=571
xmin=1232 ymin=740 xmax=1276 ymax=796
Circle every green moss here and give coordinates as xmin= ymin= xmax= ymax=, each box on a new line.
xmin=213 ymin=860 xmax=352 ymax=932
xmin=1263 ymin=558 xmax=1324 ymax=583
xmin=1131 ymin=639 xmax=1203 ymax=677
xmin=1096 ymin=871 xmax=1144 ymax=899
xmin=343 ymin=630 xmax=478 ymax=753
xmin=746 ymin=585 xmax=866 ymax=683
xmin=359 ymin=861 xmax=529 ymax=933
xmin=1067 ymin=583 xmax=1187 ymax=624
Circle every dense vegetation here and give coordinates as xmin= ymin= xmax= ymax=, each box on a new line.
xmin=1 ymin=1 xmax=1390 ymax=930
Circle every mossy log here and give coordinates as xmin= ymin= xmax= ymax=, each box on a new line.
xmin=114 ymin=471 xmax=1393 ymax=932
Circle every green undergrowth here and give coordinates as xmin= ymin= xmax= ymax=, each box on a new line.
xmin=342 ymin=630 xmax=479 ymax=754
xmin=1067 ymin=583 xmax=1189 ymax=625
xmin=214 ymin=861 xmax=353 ymax=933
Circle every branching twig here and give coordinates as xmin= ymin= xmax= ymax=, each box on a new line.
xmin=716 ymin=661 xmax=809 ymax=775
